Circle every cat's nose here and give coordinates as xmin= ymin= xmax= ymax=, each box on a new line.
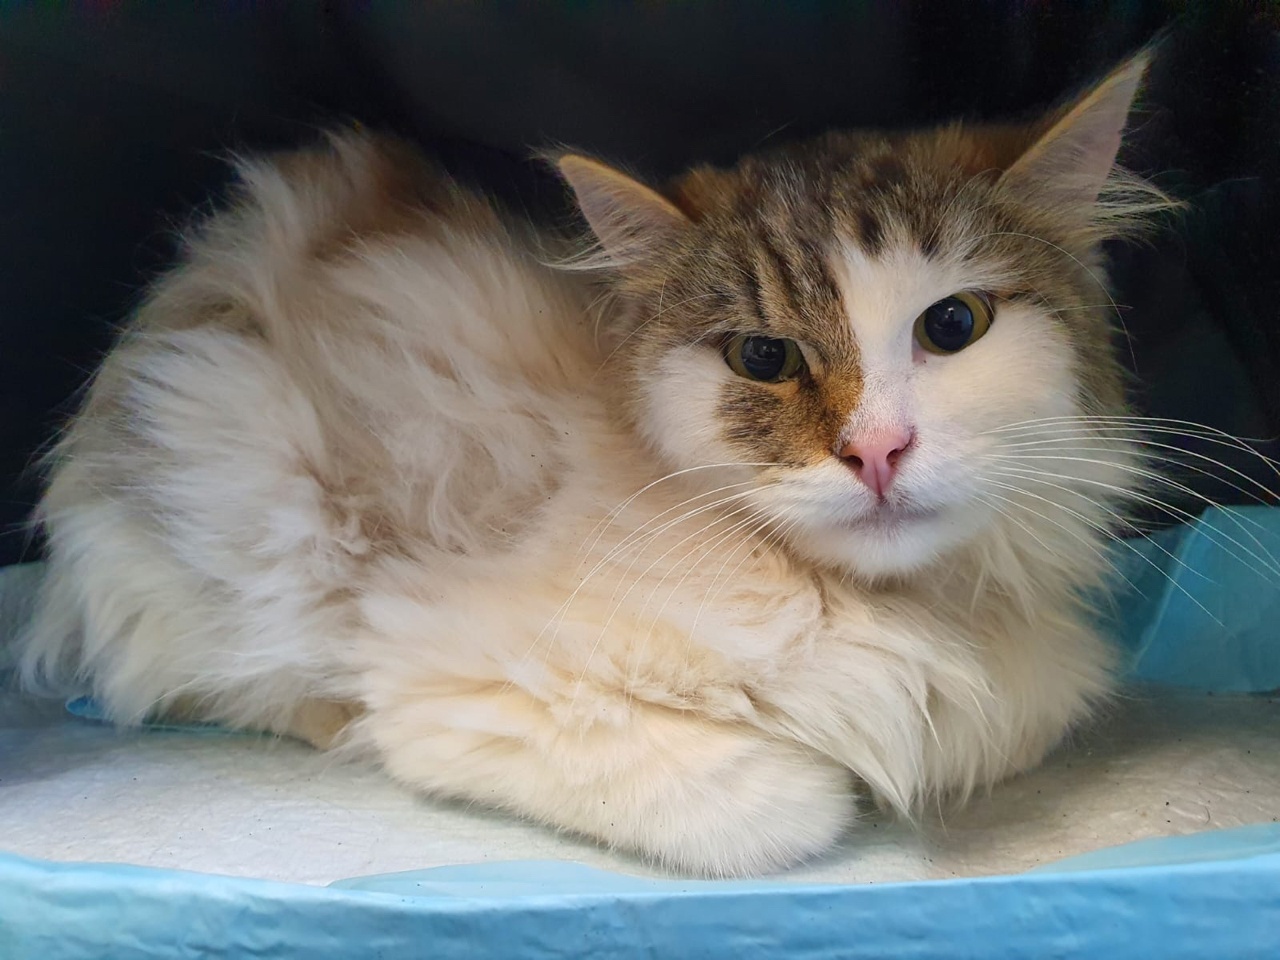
xmin=837 ymin=428 xmax=915 ymax=498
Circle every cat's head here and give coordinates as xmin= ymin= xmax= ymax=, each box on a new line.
xmin=556 ymin=52 xmax=1172 ymax=580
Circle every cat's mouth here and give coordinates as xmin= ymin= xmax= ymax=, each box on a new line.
xmin=839 ymin=502 xmax=942 ymax=531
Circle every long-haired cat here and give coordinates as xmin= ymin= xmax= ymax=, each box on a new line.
xmin=19 ymin=53 xmax=1175 ymax=877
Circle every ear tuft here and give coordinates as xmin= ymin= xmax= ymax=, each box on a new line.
xmin=555 ymin=154 xmax=692 ymax=266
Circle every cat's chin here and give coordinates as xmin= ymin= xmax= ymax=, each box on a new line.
xmin=789 ymin=505 xmax=980 ymax=580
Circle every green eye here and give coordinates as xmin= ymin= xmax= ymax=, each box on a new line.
xmin=913 ymin=292 xmax=994 ymax=355
xmin=724 ymin=335 xmax=806 ymax=382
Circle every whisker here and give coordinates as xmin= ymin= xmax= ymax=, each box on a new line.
xmin=994 ymin=424 xmax=1277 ymax=465
xmin=527 ymin=489 xmax=761 ymax=667
xmin=987 ymin=462 xmax=1280 ymax=581
xmin=703 ymin=512 xmax=799 ymax=608
xmin=624 ymin=501 xmax=771 ymax=626
xmin=985 ymin=444 xmax=1279 ymax=532
xmin=633 ymin=507 xmax=778 ymax=672
xmin=977 ymin=487 xmax=1107 ymax=564
xmin=980 ymin=473 xmax=1207 ymax=585
xmin=581 ymin=481 xmax=763 ymax=573
xmin=985 ymin=470 xmax=1248 ymax=620
xmin=578 ymin=461 xmax=783 ymax=563
xmin=972 ymin=481 xmax=1146 ymax=578
xmin=682 ymin=511 xmax=811 ymax=661
xmin=684 ymin=511 xmax=804 ymax=649
xmin=985 ymin=415 xmax=1280 ymax=452
xmin=569 ymin=500 xmax=769 ymax=700
xmin=978 ymin=477 xmax=1222 ymax=625
xmin=975 ymin=485 xmax=1145 ymax=597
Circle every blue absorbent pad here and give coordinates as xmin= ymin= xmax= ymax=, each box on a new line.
xmin=1111 ymin=508 xmax=1280 ymax=692
xmin=2 ymin=839 xmax=1279 ymax=959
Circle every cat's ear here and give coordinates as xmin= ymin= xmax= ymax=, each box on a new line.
xmin=1002 ymin=50 xmax=1151 ymax=206
xmin=556 ymin=154 xmax=693 ymax=265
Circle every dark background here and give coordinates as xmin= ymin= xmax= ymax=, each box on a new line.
xmin=1 ymin=1 xmax=1278 ymax=566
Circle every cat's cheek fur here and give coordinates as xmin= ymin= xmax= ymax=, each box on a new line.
xmin=914 ymin=300 xmax=1083 ymax=431
xmin=634 ymin=344 xmax=754 ymax=473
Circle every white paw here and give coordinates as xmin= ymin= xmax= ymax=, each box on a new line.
xmin=616 ymin=738 xmax=856 ymax=878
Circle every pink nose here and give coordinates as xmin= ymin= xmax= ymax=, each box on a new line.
xmin=838 ymin=428 xmax=915 ymax=498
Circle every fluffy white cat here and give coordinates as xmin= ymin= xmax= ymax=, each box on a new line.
xmin=20 ymin=54 xmax=1173 ymax=876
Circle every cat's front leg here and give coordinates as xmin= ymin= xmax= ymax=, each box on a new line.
xmin=757 ymin=608 xmax=1115 ymax=813
xmin=354 ymin=665 xmax=855 ymax=877
xmin=915 ymin=612 xmax=1116 ymax=799
xmin=752 ymin=626 xmax=945 ymax=816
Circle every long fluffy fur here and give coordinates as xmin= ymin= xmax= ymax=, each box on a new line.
xmin=20 ymin=56 xmax=1171 ymax=877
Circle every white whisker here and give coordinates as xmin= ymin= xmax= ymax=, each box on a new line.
xmin=525 ymin=488 xmax=762 ymax=668
xmin=569 ymin=499 xmax=769 ymax=702
xmin=987 ymin=441 xmax=1278 ymax=510
xmin=987 ymin=461 xmax=1280 ymax=581
xmin=578 ymin=461 xmax=783 ymax=563
xmin=978 ymin=477 xmax=1222 ymax=626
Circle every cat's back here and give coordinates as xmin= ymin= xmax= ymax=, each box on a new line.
xmin=24 ymin=131 xmax=600 ymax=724
xmin=60 ymin=129 xmax=599 ymax=532
xmin=134 ymin=130 xmax=595 ymax=408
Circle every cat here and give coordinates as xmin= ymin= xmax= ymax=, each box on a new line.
xmin=18 ymin=51 xmax=1175 ymax=877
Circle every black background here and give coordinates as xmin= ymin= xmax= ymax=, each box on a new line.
xmin=1 ymin=1 xmax=1277 ymax=566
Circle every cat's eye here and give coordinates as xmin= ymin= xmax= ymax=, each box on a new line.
xmin=724 ymin=335 xmax=806 ymax=382
xmin=913 ymin=292 xmax=993 ymax=355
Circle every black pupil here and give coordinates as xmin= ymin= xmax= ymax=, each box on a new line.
xmin=739 ymin=336 xmax=789 ymax=380
xmin=922 ymin=298 xmax=975 ymax=352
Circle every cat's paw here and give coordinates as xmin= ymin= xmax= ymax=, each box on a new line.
xmin=612 ymin=737 xmax=857 ymax=878
xmin=368 ymin=686 xmax=855 ymax=878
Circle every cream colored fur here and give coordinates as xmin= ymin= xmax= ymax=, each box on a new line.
xmin=20 ymin=73 xmax=1154 ymax=875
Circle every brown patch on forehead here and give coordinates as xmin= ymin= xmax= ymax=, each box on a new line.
xmin=669 ymin=169 xmax=857 ymax=356
xmin=747 ymin=226 xmax=845 ymax=336
xmin=853 ymin=208 xmax=886 ymax=257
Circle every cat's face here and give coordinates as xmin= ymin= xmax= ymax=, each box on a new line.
xmin=561 ymin=54 xmax=1164 ymax=579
